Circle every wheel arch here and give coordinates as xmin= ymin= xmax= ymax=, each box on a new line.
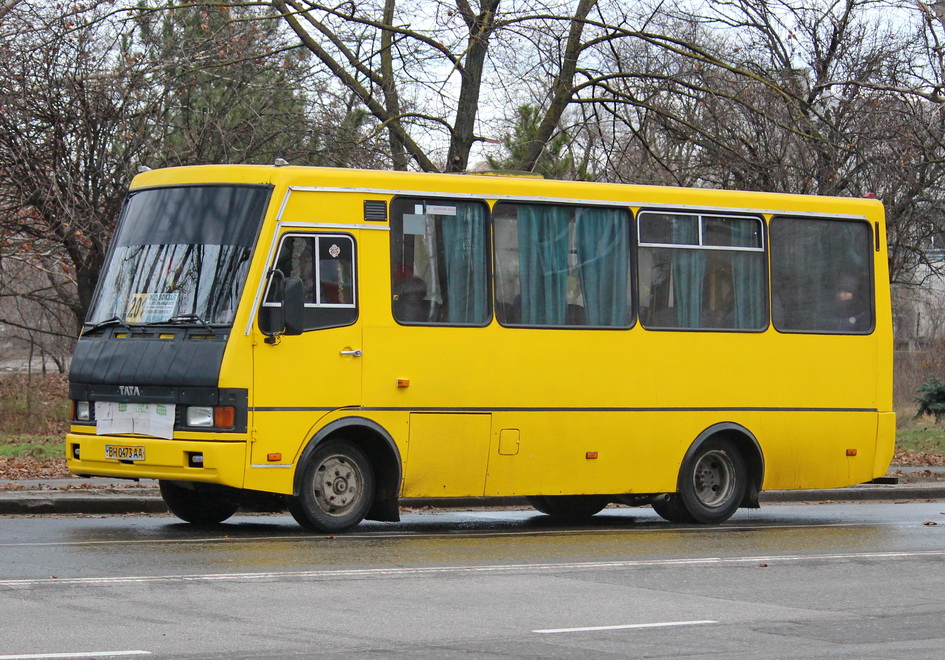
xmin=294 ymin=416 xmax=402 ymax=522
xmin=679 ymin=422 xmax=764 ymax=509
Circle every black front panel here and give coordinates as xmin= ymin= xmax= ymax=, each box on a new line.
xmin=70 ymin=329 xmax=227 ymax=387
xmin=69 ymin=328 xmax=248 ymax=433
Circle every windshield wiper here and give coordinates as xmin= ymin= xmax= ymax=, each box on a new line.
xmin=156 ymin=314 xmax=217 ymax=334
xmin=82 ymin=316 xmax=135 ymax=336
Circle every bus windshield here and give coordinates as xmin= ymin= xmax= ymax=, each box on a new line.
xmin=86 ymin=185 xmax=270 ymax=327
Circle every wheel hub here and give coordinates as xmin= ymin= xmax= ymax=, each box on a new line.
xmin=692 ymin=450 xmax=735 ymax=508
xmin=314 ymin=456 xmax=361 ymax=516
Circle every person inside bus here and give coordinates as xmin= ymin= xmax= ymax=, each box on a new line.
xmin=829 ymin=273 xmax=870 ymax=332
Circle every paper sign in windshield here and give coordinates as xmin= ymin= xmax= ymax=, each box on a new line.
xmin=95 ymin=402 xmax=176 ymax=440
xmin=125 ymin=293 xmax=179 ymax=323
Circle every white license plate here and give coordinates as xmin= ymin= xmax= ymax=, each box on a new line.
xmin=105 ymin=444 xmax=145 ymax=461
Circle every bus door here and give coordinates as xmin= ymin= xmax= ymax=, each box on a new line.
xmin=251 ymin=231 xmax=362 ymax=469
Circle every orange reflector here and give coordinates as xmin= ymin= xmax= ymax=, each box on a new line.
xmin=396 ymin=378 xmax=410 ymax=388
xmin=267 ymin=453 xmax=282 ymax=462
xmin=214 ymin=406 xmax=236 ymax=429
xmin=846 ymin=449 xmax=857 ymax=456
xmin=586 ymin=451 xmax=599 ymax=460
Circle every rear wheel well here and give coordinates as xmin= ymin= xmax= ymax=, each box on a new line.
xmin=687 ymin=423 xmax=764 ymax=509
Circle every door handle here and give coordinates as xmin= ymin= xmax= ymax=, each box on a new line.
xmin=340 ymin=349 xmax=363 ymax=357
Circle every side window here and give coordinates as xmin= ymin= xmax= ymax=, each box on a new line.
xmin=771 ymin=217 xmax=873 ymax=334
xmin=261 ymin=233 xmax=357 ymax=331
xmin=638 ymin=212 xmax=766 ymax=331
xmin=493 ymin=203 xmax=632 ymax=328
xmin=390 ymin=198 xmax=491 ymax=325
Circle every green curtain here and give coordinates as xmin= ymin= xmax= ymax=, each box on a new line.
xmin=518 ymin=204 xmax=570 ymax=325
xmin=440 ymin=203 xmax=488 ymax=324
xmin=575 ymin=208 xmax=629 ymax=326
xmin=671 ymin=217 xmax=704 ymax=328
xmin=731 ymin=221 xmax=765 ymax=329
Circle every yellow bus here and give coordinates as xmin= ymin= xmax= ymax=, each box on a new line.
xmin=66 ymin=165 xmax=895 ymax=531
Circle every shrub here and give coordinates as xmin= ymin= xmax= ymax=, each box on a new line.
xmin=915 ymin=377 xmax=945 ymax=424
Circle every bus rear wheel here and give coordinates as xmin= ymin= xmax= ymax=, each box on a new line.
xmin=159 ymin=480 xmax=240 ymax=525
xmin=289 ymin=439 xmax=375 ymax=533
xmin=526 ymin=495 xmax=609 ymax=519
xmin=654 ymin=438 xmax=746 ymax=524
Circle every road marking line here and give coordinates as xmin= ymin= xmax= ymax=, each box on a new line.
xmin=534 ymin=620 xmax=718 ymax=634
xmin=0 ymin=652 xmax=151 ymax=659
xmin=0 ymin=549 xmax=943 ymax=589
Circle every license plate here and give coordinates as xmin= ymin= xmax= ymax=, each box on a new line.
xmin=105 ymin=444 xmax=145 ymax=461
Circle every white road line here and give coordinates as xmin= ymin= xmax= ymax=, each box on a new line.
xmin=534 ymin=620 xmax=718 ymax=634
xmin=0 ymin=652 xmax=151 ymax=659
xmin=0 ymin=549 xmax=942 ymax=588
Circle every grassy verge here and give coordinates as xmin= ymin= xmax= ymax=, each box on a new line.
xmin=893 ymin=417 xmax=945 ymax=469
xmin=0 ymin=373 xmax=72 ymax=479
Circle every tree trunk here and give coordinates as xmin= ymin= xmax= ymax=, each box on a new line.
xmin=446 ymin=0 xmax=501 ymax=172
xmin=521 ymin=0 xmax=597 ymax=172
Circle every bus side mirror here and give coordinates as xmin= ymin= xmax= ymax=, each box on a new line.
xmin=283 ymin=277 xmax=304 ymax=336
xmin=262 ymin=270 xmax=304 ymax=343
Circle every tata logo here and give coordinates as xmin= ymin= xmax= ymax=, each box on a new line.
xmin=119 ymin=385 xmax=142 ymax=397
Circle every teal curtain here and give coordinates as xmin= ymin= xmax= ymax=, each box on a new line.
xmin=731 ymin=221 xmax=765 ymax=329
xmin=440 ymin=203 xmax=488 ymax=324
xmin=518 ymin=205 xmax=570 ymax=325
xmin=671 ymin=217 xmax=704 ymax=328
xmin=575 ymin=208 xmax=629 ymax=326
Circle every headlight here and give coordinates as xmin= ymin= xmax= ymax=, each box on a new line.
xmin=186 ymin=406 xmax=214 ymax=427
xmin=75 ymin=401 xmax=91 ymax=421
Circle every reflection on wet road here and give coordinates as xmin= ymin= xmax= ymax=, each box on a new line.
xmin=1 ymin=501 xmax=943 ymax=581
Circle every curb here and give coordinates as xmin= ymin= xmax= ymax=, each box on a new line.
xmin=0 ymin=489 xmax=168 ymax=515
xmin=1 ymin=483 xmax=944 ymax=516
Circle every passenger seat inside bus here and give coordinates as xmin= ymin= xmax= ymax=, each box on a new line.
xmin=393 ymin=276 xmax=430 ymax=322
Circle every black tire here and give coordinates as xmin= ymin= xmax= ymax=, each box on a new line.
xmin=657 ymin=438 xmax=747 ymax=524
xmin=526 ymin=494 xmax=609 ymax=519
xmin=651 ymin=493 xmax=696 ymax=523
xmin=289 ymin=439 xmax=374 ymax=533
xmin=159 ymin=480 xmax=240 ymax=525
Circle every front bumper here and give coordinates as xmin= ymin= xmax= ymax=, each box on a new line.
xmin=66 ymin=431 xmax=247 ymax=488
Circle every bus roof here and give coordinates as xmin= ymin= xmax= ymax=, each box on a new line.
xmin=130 ymin=164 xmax=885 ymax=219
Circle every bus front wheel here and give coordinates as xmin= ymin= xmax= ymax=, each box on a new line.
xmin=159 ymin=480 xmax=240 ymax=525
xmin=654 ymin=438 xmax=746 ymax=524
xmin=526 ymin=495 xmax=609 ymax=518
xmin=289 ymin=439 xmax=375 ymax=533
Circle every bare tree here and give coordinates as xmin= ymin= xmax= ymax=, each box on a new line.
xmin=264 ymin=0 xmax=606 ymax=172
xmin=0 ymin=3 xmax=151 ymax=332
xmin=0 ymin=2 xmax=362 ymax=346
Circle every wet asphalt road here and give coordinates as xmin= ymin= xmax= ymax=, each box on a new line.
xmin=1 ymin=501 xmax=944 ymax=658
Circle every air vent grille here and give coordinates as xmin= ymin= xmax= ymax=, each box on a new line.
xmin=364 ymin=200 xmax=387 ymax=222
